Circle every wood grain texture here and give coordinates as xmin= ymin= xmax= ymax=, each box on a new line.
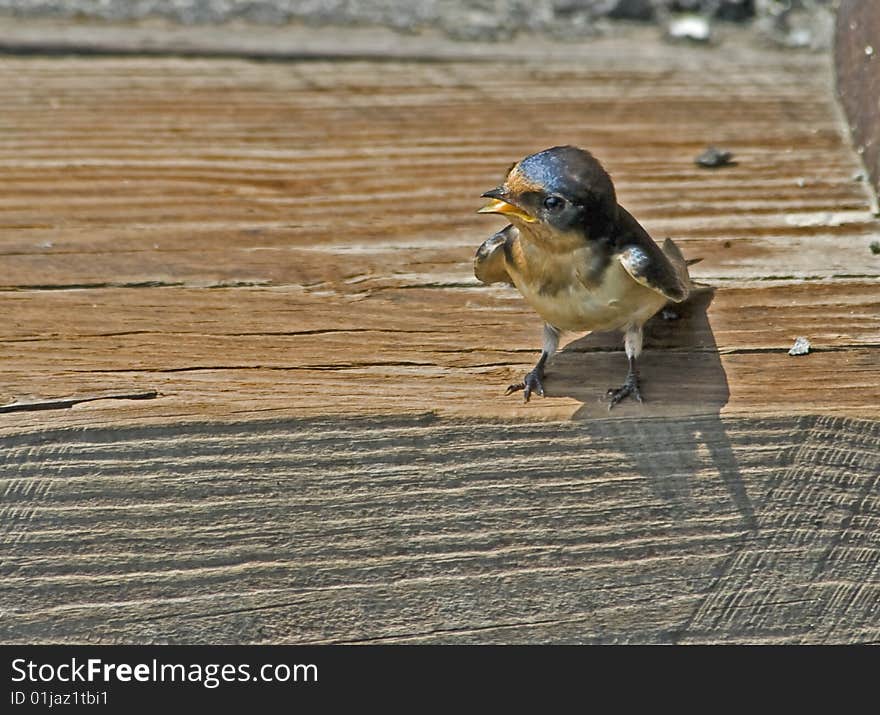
xmin=0 ymin=43 xmax=877 ymax=430
xmin=836 ymin=0 xmax=880 ymax=201
xmin=1 ymin=414 xmax=877 ymax=644
xmin=1 ymin=29 xmax=878 ymax=644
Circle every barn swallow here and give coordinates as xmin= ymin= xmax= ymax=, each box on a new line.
xmin=475 ymin=145 xmax=695 ymax=408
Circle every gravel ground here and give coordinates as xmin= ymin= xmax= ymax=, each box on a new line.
xmin=0 ymin=1 xmax=836 ymax=46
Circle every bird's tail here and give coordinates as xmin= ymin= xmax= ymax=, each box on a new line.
xmin=661 ymin=238 xmax=710 ymax=298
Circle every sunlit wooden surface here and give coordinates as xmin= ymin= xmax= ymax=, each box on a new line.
xmin=1 ymin=27 xmax=878 ymax=644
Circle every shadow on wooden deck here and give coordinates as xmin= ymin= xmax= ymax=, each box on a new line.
xmin=556 ymin=288 xmax=756 ymax=534
xmin=2 ymin=411 xmax=877 ymax=643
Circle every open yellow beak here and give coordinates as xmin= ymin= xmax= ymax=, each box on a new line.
xmin=477 ymin=198 xmax=537 ymax=223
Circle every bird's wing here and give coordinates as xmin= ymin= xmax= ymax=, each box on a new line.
xmin=615 ymin=208 xmax=690 ymax=303
xmin=618 ymin=242 xmax=689 ymax=303
xmin=474 ymin=225 xmax=517 ymax=285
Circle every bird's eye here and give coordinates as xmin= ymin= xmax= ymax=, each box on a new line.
xmin=543 ymin=196 xmax=564 ymax=211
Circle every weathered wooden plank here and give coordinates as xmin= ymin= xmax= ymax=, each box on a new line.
xmin=681 ymin=414 xmax=880 ymax=644
xmin=2 ymin=230 xmax=879 ymax=289
xmin=1 ymin=280 xmax=878 ymax=431
xmin=835 ymin=0 xmax=880 ymax=201
xmin=0 ymin=30 xmax=878 ymax=646
xmin=0 ymin=47 xmax=876 ymax=432
xmin=1 ymin=415 xmax=877 ymax=644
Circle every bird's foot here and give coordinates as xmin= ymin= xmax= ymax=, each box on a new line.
xmin=606 ymin=372 xmax=643 ymax=410
xmin=506 ymin=369 xmax=545 ymax=403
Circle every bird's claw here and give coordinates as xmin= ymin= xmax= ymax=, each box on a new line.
xmin=506 ymin=370 xmax=545 ymax=403
xmin=606 ymin=374 xmax=643 ymax=410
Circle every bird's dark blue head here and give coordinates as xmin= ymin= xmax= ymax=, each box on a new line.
xmin=479 ymin=145 xmax=618 ymax=239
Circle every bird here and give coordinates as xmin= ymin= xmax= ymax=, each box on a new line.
xmin=474 ymin=145 xmax=696 ymax=408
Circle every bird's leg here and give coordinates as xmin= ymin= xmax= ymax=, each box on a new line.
xmin=606 ymin=355 xmax=642 ymax=409
xmin=607 ymin=325 xmax=644 ymax=409
xmin=506 ymin=324 xmax=559 ymax=403
xmin=506 ymin=352 xmax=548 ymax=403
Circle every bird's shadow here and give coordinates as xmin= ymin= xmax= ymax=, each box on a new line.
xmin=546 ymin=286 xmax=756 ymax=532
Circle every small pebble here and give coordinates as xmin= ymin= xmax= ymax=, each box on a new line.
xmin=788 ymin=336 xmax=811 ymax=356
xmin=695 ymin=146 xmax=735 ymax=168
xmin=870 ymin=241 xmax=880 ymax=255
xmin=667 ymin=15 xmax=711 ymax=43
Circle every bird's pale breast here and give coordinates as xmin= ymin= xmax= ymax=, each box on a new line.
xmin=508 ymin=246 xmax=666 ymax=333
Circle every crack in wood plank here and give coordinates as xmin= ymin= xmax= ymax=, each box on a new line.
xmin=0 ymin=391 xmax=160 ymax=414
